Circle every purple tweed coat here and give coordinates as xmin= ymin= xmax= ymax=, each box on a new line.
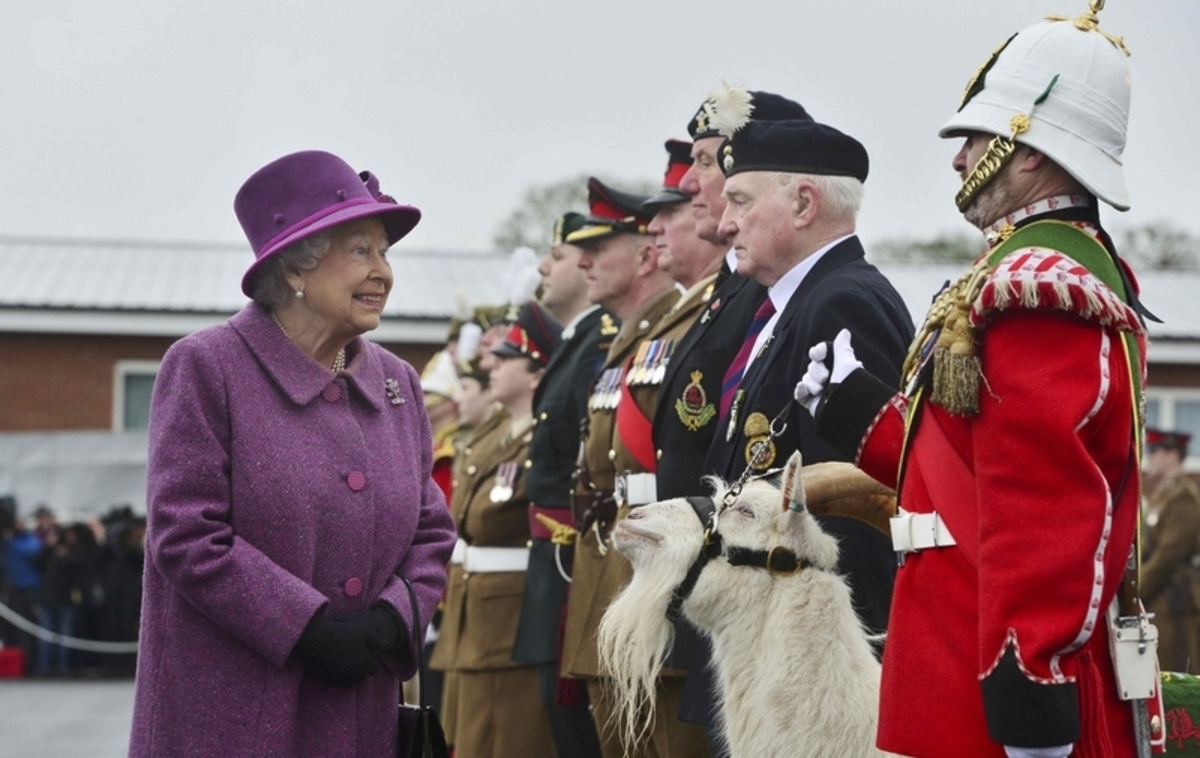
xmin=129 ymin=303 xmax=456 ymax=758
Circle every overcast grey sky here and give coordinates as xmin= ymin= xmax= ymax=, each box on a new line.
xmin=3 ymin=1 xmax=1197 ymax=255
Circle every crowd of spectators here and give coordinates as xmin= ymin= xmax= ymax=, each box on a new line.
xmin=0 ymin=496 xmax=145 ymax=678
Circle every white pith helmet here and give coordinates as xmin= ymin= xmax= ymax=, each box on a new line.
xmin=940 ymin=12 xmax=1132 ymax=211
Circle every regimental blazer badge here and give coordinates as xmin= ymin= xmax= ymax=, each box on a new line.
xmin=675 ymin=370 xmax=716 ymax=432
xmin=743 ymin=411 xmax=776 ymax=470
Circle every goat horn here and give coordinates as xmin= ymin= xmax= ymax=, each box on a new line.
xmin=799 ymin=462 xmax=896 ymax=536
xmin=781 ymin=451 xmax=804 ymax=512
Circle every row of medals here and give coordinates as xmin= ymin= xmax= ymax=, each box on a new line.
xmin=588 ymin=338 xmax=676 ymax=411
xmin=488 ymin=461 xmax=520 ymax=503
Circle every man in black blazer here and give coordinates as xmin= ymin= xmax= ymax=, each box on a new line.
xmin=511 ymin=211 xmax=612 ymax=758
xmin=703 ymin=115 xmax=913 ymax=694
xmin=662 ymin=87 xmax=826 ymax=750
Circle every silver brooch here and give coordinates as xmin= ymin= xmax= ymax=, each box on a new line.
xmin=385 ymin=378 xmax=406 ymax=405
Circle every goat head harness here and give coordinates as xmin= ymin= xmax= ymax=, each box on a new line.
xmin=663 ymin=493 xmax=814 ymax=624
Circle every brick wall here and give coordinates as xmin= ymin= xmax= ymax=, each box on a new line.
xmin=0 ymin=333 xmax=442 ymax=431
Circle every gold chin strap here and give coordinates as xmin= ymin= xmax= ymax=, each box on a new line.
xmin=954 ymin=115 xmax=1031 ymax=213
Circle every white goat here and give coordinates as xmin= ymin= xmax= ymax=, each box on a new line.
xmin=597 ymin=454 xmax=898 ymax=758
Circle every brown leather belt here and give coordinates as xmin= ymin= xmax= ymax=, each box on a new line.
xmin=571 ymin=489 xmax=616 ymax=534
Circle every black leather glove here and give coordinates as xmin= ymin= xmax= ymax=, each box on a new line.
xmin=295 ymin=614 xmax=382 ymax=688
xmin=341 ymin=604 xmax=406 ymax=654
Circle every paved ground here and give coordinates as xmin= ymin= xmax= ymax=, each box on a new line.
xmin=0 ymin=679 xmax=134 ymax=758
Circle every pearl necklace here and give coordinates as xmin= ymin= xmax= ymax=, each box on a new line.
xmin=272 ymin=312 xmax=346 ymax=373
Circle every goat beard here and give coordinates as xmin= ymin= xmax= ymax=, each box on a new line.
xmin=596 ymin=556 xmax=687 ymax=749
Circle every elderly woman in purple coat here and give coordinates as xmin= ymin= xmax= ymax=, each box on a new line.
xmin=129 ymin=150 xmax=457 ymax=758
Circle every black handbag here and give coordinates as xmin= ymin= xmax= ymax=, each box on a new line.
xmin=397 ymin=578 xmax=449 ymax=758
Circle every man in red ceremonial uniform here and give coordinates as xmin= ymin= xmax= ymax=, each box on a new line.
xmin=793 ymin=6 xmax=1156 ymax=758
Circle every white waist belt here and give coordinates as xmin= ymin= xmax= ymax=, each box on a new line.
xmin=890 ymin=510 xmax=957 ymax=554
xmin=616 ymin=472 xmax=657 ymax=507
xmin=449 ymin=539 xmax=530 ymax=573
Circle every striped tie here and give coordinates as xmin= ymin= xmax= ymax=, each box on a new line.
xmin=719 ymin=298 xmax=776 ymax=419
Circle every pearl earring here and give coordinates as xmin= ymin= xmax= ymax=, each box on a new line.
xmin=295 ymin=290 xmax=304 ymax=299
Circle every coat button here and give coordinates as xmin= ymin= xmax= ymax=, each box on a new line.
xmin=467 ymin=465 xmax=477 ymax=475
xmin=347 ymin=471 xmax=367 ymax=491
xmin=322 ymin=383 xmax=341 ymax=403
xmin=344 ymin=577 xmax=363 ymax=597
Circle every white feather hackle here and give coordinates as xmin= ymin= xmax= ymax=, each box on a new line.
xmin=456 ymin=322 xmax=482 ymax=363
xmin=504 ymin=246 xmax=542 ymax=306
xmin=709 ymin=81 xmax=755 ymax=138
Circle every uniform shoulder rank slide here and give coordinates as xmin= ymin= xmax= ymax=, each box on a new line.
xmin=676 ymin=370 xmax=716 ymax=432
xmin=489 ymin=461 xmax=520 ymax=502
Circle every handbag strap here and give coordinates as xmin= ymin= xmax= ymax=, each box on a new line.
xmin=401 ymin=578 xmax=429 ymax=711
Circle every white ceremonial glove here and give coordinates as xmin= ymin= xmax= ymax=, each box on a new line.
xmin=1003 ymin=745 xmax=1073 ymax=758
xmin=792 ymin=328 xmax=863 ymax=416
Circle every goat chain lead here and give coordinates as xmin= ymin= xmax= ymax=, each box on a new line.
xmin=717 ymin=399 xmax=795 ymax=528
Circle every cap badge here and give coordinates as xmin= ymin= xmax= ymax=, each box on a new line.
xmin=676 ymin=371 xmax=716 ymax=432
xmin=959 ymin=34 xmax=1017 ymax=111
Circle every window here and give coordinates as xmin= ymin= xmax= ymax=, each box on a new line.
xmin=113 ymin=360 xmax=160 ymax=431
xmin=1144 ymin=388 xmax=1200 ymax=471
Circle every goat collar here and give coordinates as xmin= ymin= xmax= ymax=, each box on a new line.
xmin=726 ymin=545 xmax=812 ymax=575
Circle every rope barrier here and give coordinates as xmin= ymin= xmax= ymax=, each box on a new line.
xmin=0 ymin=600 xmax=139 ymax=654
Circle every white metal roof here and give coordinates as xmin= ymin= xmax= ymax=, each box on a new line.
xmin=0 ymin=236 xmax=1196 ymax=354
xmin=0 ymin=236 xmax=513 ymax=342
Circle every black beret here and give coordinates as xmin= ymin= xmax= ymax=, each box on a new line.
xmin=688 ymin=90 xmax=813 ymax=140
xmin=719 ymin=119 xmax=869 ymax=183
xmin=566 ymin=177 xmax=652 ymax=244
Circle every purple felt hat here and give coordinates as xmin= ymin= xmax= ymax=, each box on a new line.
xmin=235 ymin=150 xmax=421 ymax=296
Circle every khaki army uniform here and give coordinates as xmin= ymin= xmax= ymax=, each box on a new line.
xmin=1142 ymin=473 xmax=1200 ymax=673
xmin=430 ymin=408 xmax=555 ymax=758
xmin=562 ymin=281 xmax=715 ymax=758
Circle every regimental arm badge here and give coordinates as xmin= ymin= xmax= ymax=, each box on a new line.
xmin=742 ymin=411 xmax=777 ymax=470
xmin=675 ymin=370 xmax=716 ymax=432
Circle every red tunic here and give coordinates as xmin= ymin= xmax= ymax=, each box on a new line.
xmin=857 ymin=259 xmax=1144 ymax=756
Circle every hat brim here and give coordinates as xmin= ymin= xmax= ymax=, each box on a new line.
xmin=565 ymin=219 xmax=649 ymax=245
xmin=940 ymin=101 xmax=1129 ymax=212
xmin=489 ymin=342 xmax=524 ymax=359
xmin=643 ymin=189 xmax=689 ymax=214
xmin=241 ymin=201 xmax=421 ymax=296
